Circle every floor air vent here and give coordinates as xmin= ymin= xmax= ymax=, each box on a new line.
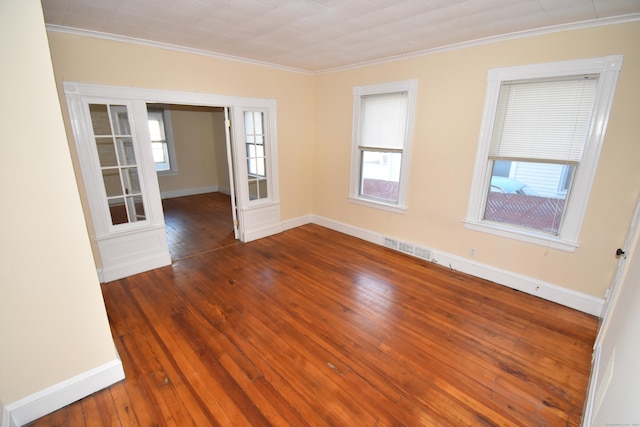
xmin=384 ymin=236 xmax=432 ymax=261
xmin=414 ymin=246 xmax=431 ymax=260
xmin=384 ymin=237 xmax=399 ymax=250
xmin=398 ymin=241 xmax=414 ymax=255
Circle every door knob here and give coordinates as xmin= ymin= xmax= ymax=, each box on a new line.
xmin=616 ymin=248 xmax=626 ymax=257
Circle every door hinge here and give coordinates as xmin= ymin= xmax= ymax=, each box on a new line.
xmin=234 ymin=219 xmax=239 ymax=226
xmin=225 ymin=119 xmax=231 ymax=128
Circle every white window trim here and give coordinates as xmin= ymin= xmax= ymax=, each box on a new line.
xmin=464 ymin=55 xmax=623 ymax=252
xmin=349 ymin=79 xmax=418 ymax=214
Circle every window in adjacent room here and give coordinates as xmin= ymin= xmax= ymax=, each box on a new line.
xmin=350 ymin=80 xmax=418 ymax=213
xmin=147 ymin=107 xmax=177 ymax=174
xmin=465 ymin=56 xmax=622 ymax=251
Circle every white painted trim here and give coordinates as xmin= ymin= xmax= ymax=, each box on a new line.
xmin=429 ymin=249 xmax=603 ymax=316
xmin=309 ymin=215 xmax=603 ymax=316
xmin=281 ymin=214 xmax=313 ymax=232
xmin=46 ymin=24 xmax=313 ymax=76
xmin=160 ymin=185 xmax=218 ymax=200
xmin=239 ymin=203 xmax=283 ymax=243
xmin=64 ymin=81 xmax=277 ymax=110
xmin=582 ymin=343 xmax=602 ymax=427
xmin=311 ymin=215 xmax=384 ymax=246
xmin=242 ymin=223 xmax=285 ymax=243
xmin=46 ymin=14 xmax=640 ymax=76
xmin=99 ymin=251 xmax=172 ymax=283
xmin=317 ymin=14 xmax=640 ymax=74
xmin=95 ymin=225 xmax=172 ymax=283
xmin=3 ymin=358 xmax=124 ymax=427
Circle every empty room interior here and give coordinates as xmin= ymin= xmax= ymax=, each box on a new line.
xmin=2 ymin=1 xmax=640 ymax=426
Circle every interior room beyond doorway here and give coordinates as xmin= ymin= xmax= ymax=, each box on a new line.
xmin=149 ymin=103 xmax=237 ymax=259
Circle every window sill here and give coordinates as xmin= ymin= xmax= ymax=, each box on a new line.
xmin=157 ymin=169 xmax=179 ymax=177
xmin=348 ymin=196 xmax=407 ymax=214
xmin=463 ymin=219 xmax=579 ymax=252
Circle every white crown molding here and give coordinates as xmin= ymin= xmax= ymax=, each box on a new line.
xmin=45 ymin=24 xmax=315 ymax=76
xmin=47 ymin=13 xmax=640 ymax=76
xmin=317 ymin=13 xmax=640 ymax=74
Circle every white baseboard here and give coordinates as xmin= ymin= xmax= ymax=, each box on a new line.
xmin=312 ymin=215 xmax=383 ymax=245
xmin=160 ymin=185 xmax=218 ymax=199
xmin=309 ymin=214 xmax=604 ymax=316
xmin=98 ymin=250 xmax=172 ymax=283
xmin=429 ymin=250 xmax=603 ymax=316
xmin=243 ymin=223 xmax=285 ymax=243
xmin=281 ymin=214 xmax=313 ymax=232
xmin=3 ymin=358 xmax=125 ymax=427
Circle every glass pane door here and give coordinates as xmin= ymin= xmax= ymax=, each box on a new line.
xmin=89 ymin=103 xmax=146 ymax=225
xmin=244 ymin=111 xmax=268 ymax=200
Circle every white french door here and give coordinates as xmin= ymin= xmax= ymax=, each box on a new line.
xmin=230 ymin=106 xmax=281 ymax=242
xmin=224 ymin=107 xmax=240 ymax=239
xmin=65 ymin=82 xmax=281 ymax=281
xmin=65 ymin=84 xmax=171 ymax=282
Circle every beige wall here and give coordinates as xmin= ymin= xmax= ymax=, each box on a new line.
xmin=156 ymin=105 xmax=223 ymax=194
xmin=0 ymin=0 xmax=119 ymax=405
xmin=46 ymin=19 xmax=639 ymax=301
xmin=313 ymin=22 xmax=640 ymax=298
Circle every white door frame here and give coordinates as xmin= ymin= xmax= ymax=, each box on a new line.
xmin=64 ymin=82 xmax=281 ymax=280
xmin=223 ymin=107 xmax=240 ymax=239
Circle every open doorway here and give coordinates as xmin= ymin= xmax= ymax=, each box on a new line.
xmin=64 ymin=81 xmax=281 ymax=282
xmin=146 ymin=103 xmax=238 ymax=260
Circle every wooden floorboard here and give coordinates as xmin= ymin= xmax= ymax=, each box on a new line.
xmin=162 ymin=192 xmax=238 ymax=260
xmin=28 ymin=193 xmax=598 ymax=426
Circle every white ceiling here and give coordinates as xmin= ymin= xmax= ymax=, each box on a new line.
xmin=41 ymin=0 xmax=640 ymax=73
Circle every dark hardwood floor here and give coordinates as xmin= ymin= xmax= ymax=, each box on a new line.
xmin=162 ymin=192 xmax=238 ymax=260
xmin=29 ymin=193 xmax=598 ymax=426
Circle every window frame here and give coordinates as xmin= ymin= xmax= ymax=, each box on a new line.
xmin=147 ymin=107 xmax=178 ymax=176
xmin=464 ymin=55 xmax=623 ymax=252
xmin=349 ymin=79 xmax=418 ymax=214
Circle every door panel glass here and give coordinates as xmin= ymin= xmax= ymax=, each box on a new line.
xmin=109 ymin=198 xmax=128 ymax=225
xmin=258 ymin=179 xmax=268 ymax=198
xmin=116 ymin=138 xmax=136 ymax=165
xmin=122 ymin=167 xmax=141 ymax=194
xmin=248 ymin=180 xmax=258 ymax=200
xmin=90 ymin=103 xmax=146 ymax=225
xmin=110 ymin=105 xmax=131 ymax=135
xmin=96 ymin=138 xmax=117 ymax=167
xmin=127 ymin=195 xmax=146 ymax=222
xmin=102 ymin=169 xmax=123 ymax=197
xmin=244 ymin=110 xmax=268 ymax=200
xmin=89 ymin=104 xmax=112 ymax=135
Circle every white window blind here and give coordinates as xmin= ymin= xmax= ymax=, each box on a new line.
xmin=360 ymin=92 xmax=408 ymax=150
xmin=489 ymin=76 xmax=598 ymax=163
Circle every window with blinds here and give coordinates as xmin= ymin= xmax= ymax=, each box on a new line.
xmin=465 ymin=56 xmax=622 ymax=251
xmin=482 ymin=75 xmax=599 ymax=235
xmin=350 ymin=80 xmax=418 ymax=212
xmin=489 ymin=75 xmax=598 ymax=164
xmin=358 ymin=92 xmax=407 ymax=203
